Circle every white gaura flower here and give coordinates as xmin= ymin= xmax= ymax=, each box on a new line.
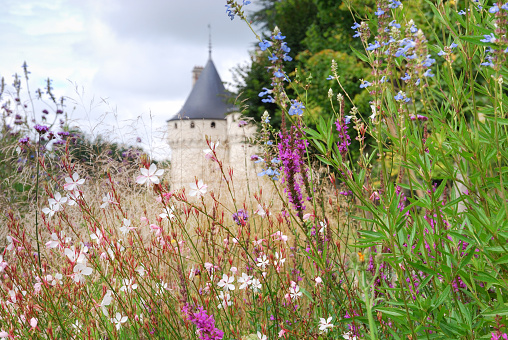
xmin=250 ymin=278 xmax=261 ymax=293
xmin=48 ymin=192 xmax=67 ymax=210
xmin=0 ymin=330 xmax=9 ymax=339
xmin=319 ymin=221 xmax=327 ymax=233
xmin=189 ymin=179 xmax=207 ymax=197
xmin=216 ymin=291 xmax=232 ymax=309
xmin=119 ymin=218 xmax=134 ymax=235
xmin=67 ymin=190 xmax=81 ymax=206
xmin=217 ymin=274 xmax=235 ymax=291
xmin=319 ymin=316 xmax=334 ymax=334
xmin=135 ymin=265 xmax=146 ymax=277
xmin=63 ymin=172 xmax=85 ymax=191
xmin=100 ymin=192 xmax=117 ymax=209
xmin=255 ymin=204 xmax=269 ymax=218
xmin=256 ymin=254 xmax=269 ymax=270
xmin=100 ymin=290 xmax=113 ymax=316
xmin=289 ymin=282 xmax=302 ymax=300
xmin=159 ymin=206 xmax=176 ymax=220
xmin=237 ymin=273 xmax=252 ymax=290
xmin=64 ymin=246 xmax=86 ymax=264
xmin=42 ymin=202 xmax=61 ymax=217
xmin=45 ymin=233 xmax=60 ymax=249
xmin=110 ymin=312 xmax=128 ymax=330
xmin=343 ymin=331 xmax=357 ymax=340
xmin=46 ymin=273 xmax=63 ymax=286
xmin=0 ymin=255 xmax=7 ymax=272
xmin=72 ymin=263 xmax=93 ymax=284
xmin=90 ymin=228 xmax=105 ymax=244
xmin=136 ymin=163 xmax=164 ymax=185
xmin=203 ymin=141 xmax=220 ymax=158
xmin=119 ymin=278 xmax=138 ymax=293
xmin=274 ymin=252 xmax=286 ymax=269
xmin=6 ymin=235 xmax=19 ymax=252
xmin=257 ymin=331 xmax=267 ymax=340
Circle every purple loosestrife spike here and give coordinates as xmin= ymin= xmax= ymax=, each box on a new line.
xmin=278 ymin=127 xmax=308 ymax=218
xmin=335 ymin=117 xmax=351 ymax=160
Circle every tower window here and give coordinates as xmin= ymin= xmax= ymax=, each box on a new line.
xmin=174 ymin=123 xmax=177 ymax=129
xmin=211 ymin=122 xmax=216 ymax=128
xmin=190 ymin=122 xmax=195 ymax=128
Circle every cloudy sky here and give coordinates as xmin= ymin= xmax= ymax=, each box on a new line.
xmin=0 ymin=0 xmax=260 ymax=159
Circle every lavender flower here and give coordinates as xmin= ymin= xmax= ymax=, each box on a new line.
xmin=34 ymin=124 xmax=49 ymax=135
xmin=232 ymin=209 xmax=249 ymax=226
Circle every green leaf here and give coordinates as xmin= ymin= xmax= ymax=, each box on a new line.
xmin=374 ymin=307 xmax=406 ymax=317
xmin=350 ymin=46 xmax=369 ymax=64
xmin=431 ymin=286 xmax=450 ymax=311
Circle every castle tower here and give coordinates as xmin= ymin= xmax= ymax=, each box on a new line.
xmin=167 ymin=57 xmax=240 ymax=187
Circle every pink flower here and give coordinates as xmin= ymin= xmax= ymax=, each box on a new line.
xmin=272 ymin=231 xmax=288 ymax=243
xmin=136 ymin=164 xmax=164 ymax=185
xmin=150 ymin=224 xmax=162 ymax=236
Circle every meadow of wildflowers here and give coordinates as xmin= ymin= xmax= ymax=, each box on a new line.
xmin=1 ymin=0 xmax=508 ymax=339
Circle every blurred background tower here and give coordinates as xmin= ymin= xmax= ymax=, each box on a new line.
xmin=166 ymin=53 xmax=256 ymax=188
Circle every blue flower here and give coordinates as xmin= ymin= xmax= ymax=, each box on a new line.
xmin=388 ymin=0 xmax=402 ymax=8
xmin=273 ymin=32 xmax=286 ymax=40
xmin=281 ymin=43 xmax=290 ymax=53
xmin=423 ymin=69 xmax=434 ymax=77
xmin=259 ymin=40 xmax=272 ymax=51
xmin=489 ymin=3 xmax=499 ymax=13
xmin=374 ymin=8 xmax=385 ymax=16
xmin=366 ymin=41 xmax=381 ymax=51
xmin=422 ymin=55 xmax=436 ymax=67
xmin=410 ymin=24 xmax=418 ymax=33
xmin=458 ymin=10 xmax=466 ymax=15
xmin=261 ymin=96 xmax=275 ymax=103
xmin=258 ymin=87 xmax=272 ymax=97
xmin=288 ymin=100 xmax=305 ymax=116
xmin=225 ymin=5 xmax=235 ymax=20
xmin=502 ymin=4 xmax=508 ymax=10
xmin=389 ymin=20 xmax=401 ymax=28
xmin=394 ymin=91 xmax=410 ymax=102
xmin=351 ymin=23 xmax=361 ymax=30
xmin=480 ymin=33 xmax=496 ymax=43
xmin=268 ymin=54 xmax=278 ymax=61
xmin=345 ymin=116 xmax=352 ymax=124
xmin=326 ymin=75 xmax=335 ymax=80
xmin=353 ymin=31 xmax=361 ymax=38
xmin=274 ymin=70 xmax=285 ymax=78
xmin=359 ymin=79 xmax=371 ymax=88
xmin=438 ymin=50 xmax=447 ymax=56
xmin=401 ymin=73 xmax=411 ymax=81
xmin=271 ymin=157 xmax=280 ymax=164
xmin=283 ymin=54 xmax=293 ymax=62
xmin=379 ymin=76 xmax=388 ymax=83
xmin=450 ymin=42 xmax=458 ymax=49
xmin=505 ymin=47 xmax=508 ymax=53
xmin=243 ymin=0 xmax=251 ymax=5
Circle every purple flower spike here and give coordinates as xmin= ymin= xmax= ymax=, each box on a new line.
xmin=34 ymin=124 xmax=49 ymax=135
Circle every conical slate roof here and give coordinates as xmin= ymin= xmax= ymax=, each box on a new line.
xmin=169 ymin=59 xmax=235 ymax=121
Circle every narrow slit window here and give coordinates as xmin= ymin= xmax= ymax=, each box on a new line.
xmin=190 ymin=122 xmax=195 ymax=128
xmin=174 ymin=123 xmax=177 ymax=129
xmin=211 ymin=122 xmax=216 ymax=128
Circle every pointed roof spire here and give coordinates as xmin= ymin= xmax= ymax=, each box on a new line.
xmin=169 ymin=59 xmax=235 ymax=121
xmin=208 ymin=24 xmax=212 ymax=60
